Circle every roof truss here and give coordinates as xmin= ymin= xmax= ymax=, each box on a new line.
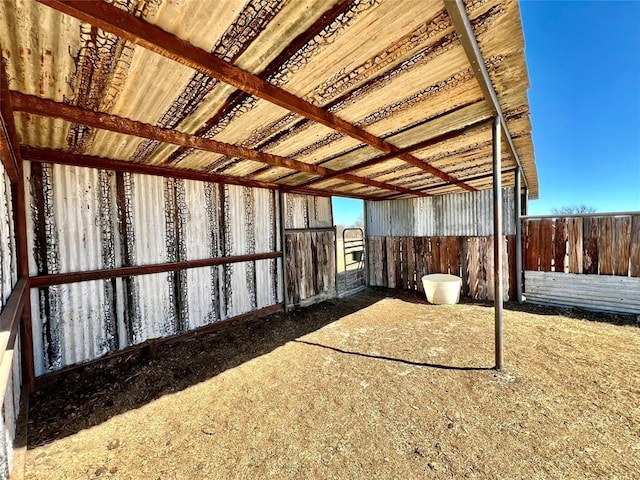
xmin=36 ymin=0 xmax=476 ymax=193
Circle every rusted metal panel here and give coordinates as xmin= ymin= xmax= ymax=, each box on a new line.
xmin=25 ymin=162 xmax=283 ymax=374
xmin=0 ymin=166 xmax=16 ymax=307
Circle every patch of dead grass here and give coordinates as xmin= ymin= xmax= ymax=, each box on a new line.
xmin=27 ymin=289 xmax=640 ymax=479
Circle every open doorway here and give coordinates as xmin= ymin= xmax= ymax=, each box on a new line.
xmin=332 ymin=197 xmax=366 ymax=296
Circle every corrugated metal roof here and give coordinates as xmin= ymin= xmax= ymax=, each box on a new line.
xmin=1 ymin=0 xmax=538 ymax=199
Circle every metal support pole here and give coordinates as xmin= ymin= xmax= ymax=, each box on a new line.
xmin=514 ymin=168 xmax=523 ymax=304
xmin=278 ymin=190 xmax=289 ymax=312
xmin=363 ymin=200 xmax=370 ymax=287
xmin=492 ymin=117 xmax=504 ymax=370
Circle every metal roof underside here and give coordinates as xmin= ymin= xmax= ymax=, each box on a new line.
xmin=0 ymin=0 xmax=538 ymax=200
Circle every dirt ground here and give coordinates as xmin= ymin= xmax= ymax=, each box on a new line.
xmin=26 ymin=288 xmax=639 ymax=479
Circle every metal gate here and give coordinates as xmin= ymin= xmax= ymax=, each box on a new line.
xmin=337 ymin=227 xmax=366 ymax=295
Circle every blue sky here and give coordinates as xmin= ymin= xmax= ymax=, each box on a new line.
xmin=521 ymin=0 xmax=640 ymax=214
xmin=333 ymin=0 xmax=640 ymax=225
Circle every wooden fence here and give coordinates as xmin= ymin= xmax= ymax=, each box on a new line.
xmin=523 ymin=215 xmax=640 ymax=277
xmin=367 ymin=236 xmax=517 ymax=301
xmin=285 ymin=229 xmax=336 ymax=307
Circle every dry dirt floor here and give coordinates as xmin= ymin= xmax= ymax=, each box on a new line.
xmin=26 ymin=288 xmax=639 ymax=479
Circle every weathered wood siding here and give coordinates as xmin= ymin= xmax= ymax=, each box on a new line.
xmin=25 ymin=162 xmax=283 ymax=376
xmin=524 ymin=215 xmax=640 ymax=277
xmin=368 ymin=235 xmax=515 ymax=301
xmin=285 ymin=230 xmax=336 ymax=308
xmin=283 ymin=192 xmax=335 ymax=307
xmin=367 ymin=188 xmax=516 ymax=237
xmin=524 ymin=214 xmax=640 ymax=314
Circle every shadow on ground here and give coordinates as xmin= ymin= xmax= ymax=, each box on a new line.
xmin=29 ymin=289 xmax=386 ymax=447
xmin=28 ymin=287 xmax=635 ymax=448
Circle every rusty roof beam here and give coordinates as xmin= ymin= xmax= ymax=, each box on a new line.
xmin=20 ymin=146 xmax=381 ymax=200
xmin=13 ymin=93 xmax=428 ymax=198
xmin=165 ymin=0 xmax=355 ymax=166
xmin=0 ymin=58 xmax=20 ymax=182
xmin=38 ymin=0 xmax=474 ymax=191
xmin=288 ymin=117 xmax=495 ymax=190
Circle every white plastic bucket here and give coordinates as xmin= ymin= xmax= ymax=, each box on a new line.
xmin=421 ymin=274 xmax=462 ymax=305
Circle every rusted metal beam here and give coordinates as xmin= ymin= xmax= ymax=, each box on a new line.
xmin=21 ymin=147 xmax=381 ymax=201
xmin=165 ymin=0 xmax=355 ymax=166
xmin=415 ymin=167 xmax=518 ymax=193
xmin=22 ymin=146 xmax=280 ymax=190
xmin=30 ymin=252 xmax=283 ymax=288
xmin=0 ymin=57 xmax=20 ymax=183
xmin=37 ymin=0 xmax=475 ymax=191
xmin=289 ymin=117 xmax=494 ymax=190
xmin=13 ymin=93 xmax=429 ymax=198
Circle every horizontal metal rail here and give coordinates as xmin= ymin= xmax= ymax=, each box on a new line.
xmin=30 ymin=252 xmax=281 ymax=287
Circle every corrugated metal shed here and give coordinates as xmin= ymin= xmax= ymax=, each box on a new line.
xmin=367 ymin=188 xmax=516 ymax=237
xmin=1 ymin=0 xmax=537 ymax=201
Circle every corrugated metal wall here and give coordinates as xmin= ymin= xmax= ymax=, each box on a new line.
xmin=284 ymin=193 xmax=332 ymax=229
xmin=25 ymin=162 xmax=284 ymax=376
xmin=525 ymin=271 xmax=640 ymax=315
xmin=0 ymin=166 xmax=16 ymax=307
xmin=367 ymin=188 xmax=516 ymax=237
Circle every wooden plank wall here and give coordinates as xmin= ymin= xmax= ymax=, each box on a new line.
xmin=368 ymin=235 xmax=515 ymax=301
xmin=524 ymin=215 xmax=640 ymax=277
xmin=285 ymin=231 xmax=336 ymax=307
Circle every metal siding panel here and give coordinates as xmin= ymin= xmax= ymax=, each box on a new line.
xmin=0 ymin=165 xmax=16 ymax=306
xmin=365 ymin=200 xmax=389 ymax=237
xmin=185 ymin=266 xmax=219 ymax=328
xmin=0 ymin=332 xmax=21 ymax=478
xmin=502 ymin=187 xmax=515 ymax=235
xmin=389 ymin=199 xmax=414 ymax=236
xmin=131 ymin=173 xmax=169 ymax=265
xmin=474 ymin=189 xmax=491 ymax=236
xmin=182 ymin=180 xmax=219 ymax=328
xmin=134 ymin=272 xmax=176 ymax=342
xmin=227 ymin=261 xmax=254 ymax=317
xmin=414 ymin=197 xmax=436 ymax=237
xmin=285 ymin=193 xmax=308 ymax=229
xmin=26 ymin=166 xmax=283 ymax=375
xmin=51 ymin=165 xmax=106 ymax=272
xmin=308 ymin=196 xmax=333 ymax=228
xmin=525 ymin=271 xmax=640 ymax=315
